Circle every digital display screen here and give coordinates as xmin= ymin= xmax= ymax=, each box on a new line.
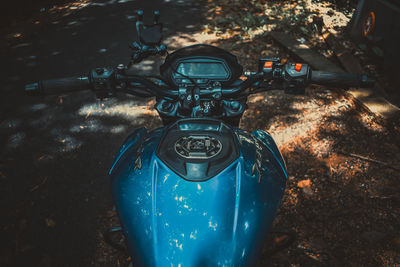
xmin=174 ymin=62 xmax=229 ymax=79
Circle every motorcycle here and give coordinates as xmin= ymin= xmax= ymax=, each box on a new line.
xmin=25 ymin=10 xmax=374 ymax=266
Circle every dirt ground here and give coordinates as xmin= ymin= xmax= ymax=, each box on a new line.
xmin=94 ymin=14 xmax=400 ymax=267
xmin=204 ymin=1 xmax=400 ymax=265
xmin=93 ymin=34 xmax=400 ymax=265
xmin=1 ymin=0 xmax=399 ymax=266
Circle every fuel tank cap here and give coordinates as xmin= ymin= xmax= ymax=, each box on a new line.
xmin=174 ymin=135 xmax=222 ymax=159
xmin=156 ymin=118 xmax=239 ymax=181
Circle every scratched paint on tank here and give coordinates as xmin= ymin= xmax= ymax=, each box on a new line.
xmin=110 ymin=121 xmax=287 ymax=266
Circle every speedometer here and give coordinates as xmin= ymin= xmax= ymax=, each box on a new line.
xmin=160 ymin=44 xmax=243 ymax=87
xmin=173 ymin=59 xmax=230 ymax=81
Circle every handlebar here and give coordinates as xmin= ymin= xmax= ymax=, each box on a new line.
xmin=310 ymin=71 xmax=375 ymax=88
xmin=25 ymin=64 xmax=376 ymax=98
xmin=25 ymin=76 xmax=91 ymax=95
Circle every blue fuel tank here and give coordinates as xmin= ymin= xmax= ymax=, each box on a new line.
xmin=109 ymin=118 xmax=287 ymax=266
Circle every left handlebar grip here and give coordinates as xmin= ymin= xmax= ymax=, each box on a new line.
xmin=25 ymin=76 xmax=91 ymax=95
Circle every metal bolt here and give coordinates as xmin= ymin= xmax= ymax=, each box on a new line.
xmin=214 ymin=93 xmax=221 ymax=100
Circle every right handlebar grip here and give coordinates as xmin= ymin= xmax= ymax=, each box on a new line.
xmin=25 ymin=76 xmax=91 ymax=95
xmin=310 ymin=71 xmax=375 ymax=88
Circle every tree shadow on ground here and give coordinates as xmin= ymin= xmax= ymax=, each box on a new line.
xmin=1 ymin=0 xmax=400 ymax=266
xmin=247 ymin=88 xmax=400 ymax=266
xmin=0 ymin=89 xmax=164 ymax=266
xmin=0 ymin=0 xmax=208 ymax=265
xmin=204 ymin=5 xmax=400 ymax=264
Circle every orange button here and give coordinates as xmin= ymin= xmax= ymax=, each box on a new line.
xmin=264 ymin=61 xmax=273 ymax=68
xmin=295 ymin=63 xmax=302 ymax=72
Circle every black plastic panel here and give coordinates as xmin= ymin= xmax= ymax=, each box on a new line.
xmin=156 ymin=118 xmax=240 ymax=181
xmin=160 ymin=44 xmax=243 ymax=88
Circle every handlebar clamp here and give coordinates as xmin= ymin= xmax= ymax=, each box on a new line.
xmin=282 ymin=63 xmax=310 ymax=94
xmin=259 ymin=58 xmax=281 ymax=80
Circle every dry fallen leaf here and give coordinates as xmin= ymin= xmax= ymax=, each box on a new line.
xmin=297 ymin=179 xmax=311 ymax=188
xmin=248 ymin=95 xmax=265 ymax=103
xmin=297 ymin=179 xmax=314 ymax=196
xmin=45 ymin=218 xmax=56 ymax=228
xmin=274 ymin=235 xmax=288 ymax=244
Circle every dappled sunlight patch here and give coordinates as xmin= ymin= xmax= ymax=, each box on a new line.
xmin=6 ymin=132 xmax=26 ymax=149
xmin=38 ymin=0 xmax=138 ymax=20
xmin=69 ymin=119 xmax=127 ymax=134
xmin=249 ymin=89 xmax=373 ymax=151
xmin=309 ymin=137 xmax=334 ymax=159
xmin=164 ymin=32 xmax=219 ymax=50
xmin=56 ymin=135 xmax=83 ymax=153
xmin=268 ymin=98 xmax=344 ymax=147
xmin=126 ymin=15 xmax=136 ymax=20
xmin=70 ymin=119 xmax=105 ymax=133
xmin=109 ymin=125 xmax=127 ymax=134
xmin=8 ymin=32 xmax=22 ymax=39
xmin=242 ymin=83 xmax=399 ymax=267
xmin=78 ymin=101 xmax=158 ymax=122
xmin=11 ymin=43 xmax=32 ymax=49
xmin=205 ymin=0 xmax=354 ymax=47
xmin=247 ymin=95 xmax=265 ymax=103
xmin=45 ymin=1 xmax=91 ymax=17
xmin=358 ymin=113 xmax=385 ymax=132
xmin=67 ymin=20 xmax=81 ymax=26
xmin=51 ymin=51 xmax=61 ymax=56
xmin=50 ymin=128 xmax=83 ymax=153
xmin=29 ymin=103 xmax=48 ymax=112
xmin=304 ymin=0 xmax=352 ymax=32
xmin=129 ymin=59 xmax=158 ymax=73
